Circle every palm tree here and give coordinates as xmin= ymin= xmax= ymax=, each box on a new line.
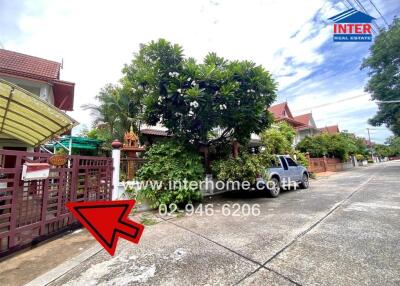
xmin=82 ymin=83 xmax=140 ymax=140
xmin=82 ymin=84 xmax=119 ymax=136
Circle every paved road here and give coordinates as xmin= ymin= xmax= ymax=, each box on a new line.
xmin=49 ymin=161 xmax=400 ymax=286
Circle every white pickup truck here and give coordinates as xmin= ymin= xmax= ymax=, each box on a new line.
xmin=256 ymin=155 xmax=309 ymax=197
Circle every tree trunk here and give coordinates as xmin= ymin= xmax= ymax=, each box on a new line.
xmin=232 ymin=140 xmax=239 ymax=158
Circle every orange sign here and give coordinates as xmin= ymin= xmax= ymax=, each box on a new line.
xmin=49 ymin=155 xmax=68 ymax=166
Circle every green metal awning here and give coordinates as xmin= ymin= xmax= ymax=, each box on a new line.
xmin=59 ymin=136 xmax=103 ymax=151
xmin=0 ymin=78 xmax=78 ymax=146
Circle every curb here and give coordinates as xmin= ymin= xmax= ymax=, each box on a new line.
xmin=24 ymin=244 xmax=102 ymax=286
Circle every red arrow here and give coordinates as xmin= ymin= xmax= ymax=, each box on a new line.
xmin=66 ymin=200 xmax=144 ymax=256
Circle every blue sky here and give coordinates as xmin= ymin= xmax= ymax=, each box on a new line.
xmin=0 ymin=0 xmax=399 ymax=143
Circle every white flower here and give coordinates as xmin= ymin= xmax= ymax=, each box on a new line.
xmin=191 ymin=81 xmax=196 ymax=86
xmin=187 ymin=77 xmax=191 ymax=81
xmin=219 ymin=104 xmax=227 ymax=110
xmin=188 ymin=110 xmax=195 ymax=117
xmin=177 ymin=88 xmax=182 ymax=93
xmin=169 ymin=71 xmax=179 ymax=78
xmin=190 ymin=101 xmax=199 ymax=108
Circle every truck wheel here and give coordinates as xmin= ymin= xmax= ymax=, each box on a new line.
xmin=268 ymin=177 xmax=281 ymax=198
xmin=299 ymin=173 xmax=309 ymax=189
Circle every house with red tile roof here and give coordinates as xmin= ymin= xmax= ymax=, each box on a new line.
xmin=0 ymin=49 xmax=74 ymax=111
xmin=319 ymin=125 xmax=340 ymax=134
xmin=0 ymin=49 xmax=76 ymax=150
xmin=267 ymin=102 xmax=321 ymax=144
xmin=268 ymin=102 xmax=305 ymax=129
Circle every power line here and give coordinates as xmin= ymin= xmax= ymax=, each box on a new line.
xmin=293 ymin=94 xmax=369 ymax=112
xmin=352 ymin=0 xmax=380 ymax=34
xmin=354 ymin=0 xmax=380 ymax=34
xmin=367 ymin=127 xmax=388 ymax=130
xmin=342 ymin=0 xmax=351 ymax=9
xmin=343 ymin=0 xmax=377 ymax=35
xmin=367 ymin=0 xmax=389 ymax=27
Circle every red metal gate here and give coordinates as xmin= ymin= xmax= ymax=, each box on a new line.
xmin=0 ymin=150 xmax=113 ymax=256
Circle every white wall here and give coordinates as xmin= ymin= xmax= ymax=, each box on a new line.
xmin=0 ymin=75 xmax=55 ymax=104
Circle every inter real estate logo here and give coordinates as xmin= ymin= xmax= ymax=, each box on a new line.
xmin=329 ymin=8 xmax=376 ymax=42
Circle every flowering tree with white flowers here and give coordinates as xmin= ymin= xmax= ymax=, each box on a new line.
xmin=122 ymin=39 xmax=277 ymax=148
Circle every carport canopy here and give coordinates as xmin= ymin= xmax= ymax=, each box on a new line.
xmin=0 ymin=78 xmax=78 ymax=146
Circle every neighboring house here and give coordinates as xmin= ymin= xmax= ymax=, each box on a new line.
xmin=268 ymin=102 xmax=306 ymax=130
xmin=268 ymin=102 xmax=322 ymax=144
xmin=319 ymin=125 xmax=340 ymax=134
xmin=293 ymin=113 xmax=320 ymax=143
xmin=0 ymin=49 xmax=76 ymax=151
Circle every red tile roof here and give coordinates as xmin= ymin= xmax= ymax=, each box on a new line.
xmin=0 ymin=49 xmax=61 ymax=81
xmin=319 ymin=125 xmax=340 ymax=134
xmin=293 ymin=113 xmax=312 ymax=126
xmin=268 ymin=102 xmax=293 ymax=119
xmin=268 ymin=102 xmax=308 ymax=128
xmin=0 ymin=49 xmax=75 ymax=111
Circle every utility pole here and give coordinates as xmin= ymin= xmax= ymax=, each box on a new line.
xmin=367 ymin=128 xmax=373 ymax=160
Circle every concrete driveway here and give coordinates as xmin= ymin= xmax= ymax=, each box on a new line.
xmin=35 ymin=161 xmax=399 ymax=285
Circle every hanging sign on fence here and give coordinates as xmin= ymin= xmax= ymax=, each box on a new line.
xmin=21 ymin=163 xmax=50 ymax=181
xmin=49 ymin=155 xmax=68 ymax=167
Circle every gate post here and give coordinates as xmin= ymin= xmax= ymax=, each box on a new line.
xmin=111 ymin=139 xmax=122 ymax=200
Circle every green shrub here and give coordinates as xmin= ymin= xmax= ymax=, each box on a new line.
xmin=291 ymin=150 xmax=309 ymax=167
xmin=213 ymin=152 xmax=277 ymax=184
xmin=355 ymin=154 xmax=366 ymax=161
xmin=136 ymin=141 xmax=204 ymax=208
xmin=260 ymin=122 xmax=296 ymax=154
xmin=297 ymin=133 xmax=368 ymax=161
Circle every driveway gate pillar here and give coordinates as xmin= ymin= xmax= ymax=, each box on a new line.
xmin=111 ymin=139 xmax=122 ymax=200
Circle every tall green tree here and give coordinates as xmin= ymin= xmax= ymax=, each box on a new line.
xmin=122 ymin=39 xmax=277 ymax=147
xmin=386 ymin=136 xmax=400 ymax=156
xmin=362 ymin=18 xmax=400 ymax=135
